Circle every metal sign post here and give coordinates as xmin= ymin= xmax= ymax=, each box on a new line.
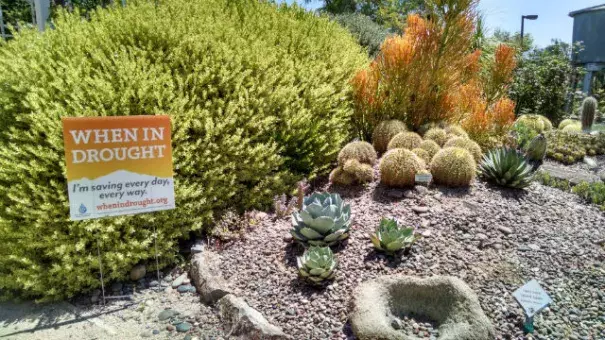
xmin=0 ymin=5 xmax=5 ymax=40
xmin=513 ymin=279 xmax=552 ymax=334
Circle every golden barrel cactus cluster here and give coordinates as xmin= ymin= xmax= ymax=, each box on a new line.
xmin=331 ymin=141 xmax=377 ymax=185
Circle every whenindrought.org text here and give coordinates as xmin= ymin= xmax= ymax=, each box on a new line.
xmin=97 ymin=197 xmax=169 ymax=210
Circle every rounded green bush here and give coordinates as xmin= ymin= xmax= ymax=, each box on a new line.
xmin=379 ymin=149 xmax=425 ymax=187
xmin=430 ymin=147 xmax=476 ymax=187
xmin=0 ymin=0 xmax=366 ymax=300
xmin=558 ymin=119 xmax=576 ymax=130
xmin=562 ymin=123 xmax=582 ymax=132
xmin=424 ymin=128 xmax=448 ymax=146
xmin=418 ymin=140 xmax=441 ymax=159
xmin=338 ymin=141 xmax=377 ymax=166
xmin=444 ymin=137 xmax=482 ymax=162
xmin=514 ymin=114 xmax=552 ymax=133
xmin=387 ymin=132 xmax=423 ymax=150
xmin=372 ymin=120 xmax=407 ymax=154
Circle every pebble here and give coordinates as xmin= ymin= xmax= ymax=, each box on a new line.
xmin=176 ymin=322 xmax=192 ymax=333
xmin=172 ymin=273 xmax=188 ymax=288
xmin=412 ymin=206 xmax=430 ymax=214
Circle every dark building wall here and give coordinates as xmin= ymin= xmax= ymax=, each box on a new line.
xmin=572 ymin=10 xmax=605 ymax=64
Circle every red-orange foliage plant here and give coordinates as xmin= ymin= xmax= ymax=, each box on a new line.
xmin=351 ymin=0 xmax=516 ymax=147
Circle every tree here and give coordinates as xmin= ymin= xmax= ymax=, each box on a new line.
xmin=510 ymin=40 xmax=573 ymax=124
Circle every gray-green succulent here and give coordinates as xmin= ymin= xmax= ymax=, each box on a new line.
xmin=297 ymin=246 xmax=337 ymax=284
xmin=291 ymin=192 xmax=351 ymax=246
xmin=479 ymin=147 xmax=535 ymax=188
xmin=370 ymin=218 xmax=418 ymax=255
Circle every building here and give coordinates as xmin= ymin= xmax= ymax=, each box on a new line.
xmin=569 ymin=4 xmax=605 ymax=94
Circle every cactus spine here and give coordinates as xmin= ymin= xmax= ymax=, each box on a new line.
xmin=581 ymin=97 xmax=597 ymax=132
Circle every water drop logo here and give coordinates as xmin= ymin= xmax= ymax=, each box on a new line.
xmin=79 ymin=204 xmax=87 ymax=214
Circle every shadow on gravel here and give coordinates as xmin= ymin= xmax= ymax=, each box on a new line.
xmin=434 ymin=185 xmax=472 ymax=198
xmin=371 ymin=183 xmax=407 ymax=204
xmin=327 ymin=183 xmax=368 ymax=199
xmin=283 ymin=241 xmax=305 ymax=268
xmin=485 ymin=183 xmax=529 ymax=201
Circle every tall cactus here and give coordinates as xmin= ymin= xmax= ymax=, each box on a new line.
xmin=581 ymin=96 xmax=597 ymax=132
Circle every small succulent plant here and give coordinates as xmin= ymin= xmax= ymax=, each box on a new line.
xmin=370 ymin=218 xmax=419 ymax=255
xmin=297 ymin=246 xmax=337 ymax=284
xmin=479 ymin=148 xmax=535 ymax=188
xmin=291 ymin=192 xmax=351 ymax=246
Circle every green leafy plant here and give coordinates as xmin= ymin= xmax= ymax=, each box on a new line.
xmin=572 ymin=182 xmax=605 ymax=211
xmin=291 ymin=193 xmax=352 ymax=246
xmin=512 ymin=121 xmax=538 ymax=150
xmin=479 ymin=148 xmax=535 ymax=188
xmin=370 ymin=218 xmax=419 ymax=255
xmin=297 ymin=246 xmax=337 ymax=284
xmin=544 ymin=130 xmax=605 ymax=164
xmin=332 ymin=12 xmax=391 ymax=56
xmin=0 ymin=0 xmax=366 ymax=300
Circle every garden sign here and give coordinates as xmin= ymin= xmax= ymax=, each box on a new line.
xmin=62 ymin=115 xmax=175 ymax=220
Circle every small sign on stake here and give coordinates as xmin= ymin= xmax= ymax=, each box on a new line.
xmin=513 ymin=279 xmax=552 ymax=333
xmin=415 ymin=172 xmax=432 ymax=185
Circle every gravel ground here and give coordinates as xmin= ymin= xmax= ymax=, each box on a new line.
xmin=219 ymin=178 xmax=605 ymax=340
xmin=543 ymin=155 xmax=605 ymax=181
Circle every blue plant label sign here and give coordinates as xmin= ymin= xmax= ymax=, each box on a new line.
xmin=415 ymin=173 xmax=432 ymax=185
xmin=513 ymin=279 xmax=552 ymax=318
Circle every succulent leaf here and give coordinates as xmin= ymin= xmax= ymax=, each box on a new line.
xmin=290 ymin=192 xmax=351 ymax=246
xmin=371 ymin=218 xmax=418 ymax=255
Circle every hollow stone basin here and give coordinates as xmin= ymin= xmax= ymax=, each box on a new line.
xmin=350 ymin=275 xmax=495 ymax=340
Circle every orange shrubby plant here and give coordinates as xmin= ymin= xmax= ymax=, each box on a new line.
xmin=351 ymin=0 xmax=516 ymax=147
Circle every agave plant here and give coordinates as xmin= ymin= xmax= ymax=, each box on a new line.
xmin=297 ymin=246 xmax=337 ymax=284
xmin=479 ymin=148 xmax=535 ymax=188
xmin=291 ymin=192 xmax=351 ymax=246
xmin=370 ymin=218 xmax=419 ymax=255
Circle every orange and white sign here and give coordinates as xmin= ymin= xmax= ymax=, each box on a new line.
xmin=62 ymin=115 xmax=175 ymax=220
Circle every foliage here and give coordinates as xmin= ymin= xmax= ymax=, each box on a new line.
xmin=379 ymin=148 xmax=425 ymax=187
xmin=444 ymin=137 xmax=482 ymax=162
xmin=387 ymin=132 xmax=422 ymax=150
xmin=562 ymin=123 xmax=582 ymax=133
xmin=514 ymin=114 xmax=552 ymax=134
xmin=544 ymin=130 xmax=605 ymax=164
xmin=418 ymin=139 xmax=441 ymax=158
xmin=297 ymin=246 xmax=337 ymax=284
xmin=509 ymin=40 xmax=574 ymax=124
xmin=534 ymin=171 xmax=572 ymax=191
xmin=0 ymin=0 xmax=33 ymax=26
xmin=371 ymin=120 xmax=407 ymax=153
xmin=337 ymin=141 xmax=377 ymax=166
xmin=558 ymin=119 xmax=576 ymax=130
xmin=332 ymin=13 xmax=391 ymax=56
xmin=572 ymin=182 xmax=605 ymax=211
xmin=430 ymin=147 xmax=476 ymax=187
xmin=423 ymin=128 xmax=449 ymax=147
xmin=580 ymin=97 xmax=597 ymax=132
xmin=512 ymin=121 xmax=538 ymax=150
xmin=291 ymin=193 xmax=352 ymax=246
xmin=370 ymin=218 xmax=418 ymax=255
xmin=0 ymin=0 xmax=366 ymax=300
xmin=478 ymin=148 xmax=534 ymax=188
xmin=351 ymin=1 xmax=517 ymax=146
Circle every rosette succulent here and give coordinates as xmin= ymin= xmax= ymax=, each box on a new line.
xmin=370 ymin=218 xmax=419 ymax=255
xmin=297 ymin=246 xmax=337 ymax=284
xmin=291 ymin=192 xmax=351 ymax=246
xmin=479 ymin=148 xmax=535 ymax=188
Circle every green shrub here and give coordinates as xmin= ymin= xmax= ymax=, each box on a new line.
xmin=558 ymin=119 xmax=576 ymax=129
xmin=332 ymin=13 xmax=391 ymax=57
xmin=430 ymin=147 xmax=476 ymax=187
xmin=572 ymin=181 xmax=605 ymax=210
xmin=379 ymin=148 xmax=425 ymax=187
xmin=0 ymin=0 xmax=366 ymax=300
xmin=372 ymin=120 xmax=407 ymax=154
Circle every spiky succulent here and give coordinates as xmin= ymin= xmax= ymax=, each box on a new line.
xmin=291 ymin=192 xmax=351 ymax=246
xmin=297 ymin=246 xmax=337 ymax=284
xmin=479 ymin=148 xmax=535 ymax=188
xmin=370 ymin=218 xmax=419 ymax=255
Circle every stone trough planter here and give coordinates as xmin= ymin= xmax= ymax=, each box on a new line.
xmin=350 ymin=275 xmax=494 ymax=340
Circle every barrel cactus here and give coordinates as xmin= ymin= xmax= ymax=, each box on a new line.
xmin=372 ymin=120 xmax=407 ymax=154
xmin=514 ymin=114 xmax=550 ymax=133
xmin=419 ymin=140 xmax=441 ymax=158
xmin=379 ymin=149 xmax=425 ymax=187
xmin=430 ymin=147 xmax=476 ymax=187
xmin=424 ymin=128 xmax=448 ymax=146
xmin=562 ymin=123 xmax=581 ymax=132
xmin=445 ymin=125 xmax=469 ymax=138
xmin=444 ymin=137 xmax=482 ymax=162
xmin=387 ymin=132 xmax=422 ymax=150
xmin=411 ymin=148 xmax=431 ymax=164
xmin=343 ymin=159 xmax=374 ymax=183
xmin=337 ymin=141 xmax=377 ymax=166
xmin=581 ymin=97 xmax=597 ymax=132
xmin=370 ymin=218 xmax=419 ymax=255
xmin=479 ymin=148 xmax=535 ymax=188
xmin=558 ymin=119 xmax=576 ymax=130
xmin=297 ymin=246 xmax=337 ymax=284
xmin=291 ymin=192 xmax=351 ymax=246
xmin=525 ymin=134 xmax=547 ymax=170
xmin=329 ymin=167 xmax=355 ymax=185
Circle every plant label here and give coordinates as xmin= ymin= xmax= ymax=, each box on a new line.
xmin=415 ymin=173 xmax=432 ymax=185
xmin=62 ymin=116 xmax=175 ymax=220
xmin=513 ymin=279 xmax=552 ymax=318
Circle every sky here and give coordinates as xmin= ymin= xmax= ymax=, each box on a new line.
xmin=283 ymin=0 xmax=605 ymax=48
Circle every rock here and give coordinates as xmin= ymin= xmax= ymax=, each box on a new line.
xmin=497 ymin=226 xmax=513 ymax=235
xmin=350 ymin=275 xmax=494 ymax=340
xmin=177 ymin=284 xmax=197 ymax=294
xmin=403 ymin=190 xmax=415 ymax=199
xmin=90 ymin=289 xmax=101 ymax=304
xmin=140 ymin=330 xmax=152 ymax=338
xmin=583 ymin=157 xmax=597 ymax=169
xmin=219 ymin=294 xmax=290 ymax=339
xmin=387 ymin=189 xmax=404 ymax=199
xmin=149 ymin=280 xmax=159 ymax=287
xmin=172 ymin=273 xmax=188 ymax=288
xmin=412 ymin=206 xmax=430 ymax=214
xmin=190 ymin=250 xmax=231 ymax=304
xmin=390 ymin=318 xmax=402 ymax=330
xmin=414 ymin=185 xmax=429 ymax=196
xmin=152 ymin=329 xmax=160 ymax=335
xmin=183 ymin=335 xmax=192 ymax=340
xmin=130 ymin=264 xmax=147 ymax=281
xmin=191 ymin=241 xmax=204 ymax=254
xmin=158 ymin=309 xmax=179 ymax=321
xmin=176 ymin=322 xmax=192 ymax=333
xmin=166 ymin=325 xmax=175 ymax=332
xmin=600 ymin=172 xmax=605 ymax=182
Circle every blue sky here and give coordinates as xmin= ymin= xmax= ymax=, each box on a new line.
xmin=282 ymin=0 xmax=605 ymax=47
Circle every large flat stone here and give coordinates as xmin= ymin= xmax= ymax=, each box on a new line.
xmin=541 ymin=164 xmax=599 ymax=185
xmin=190 ymin=250 xmax=231 ymax=304
xmin=350 ymin=275 xmax=494 ymax=340
xmin=219 ymin=294 xmax=290 ymax=339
